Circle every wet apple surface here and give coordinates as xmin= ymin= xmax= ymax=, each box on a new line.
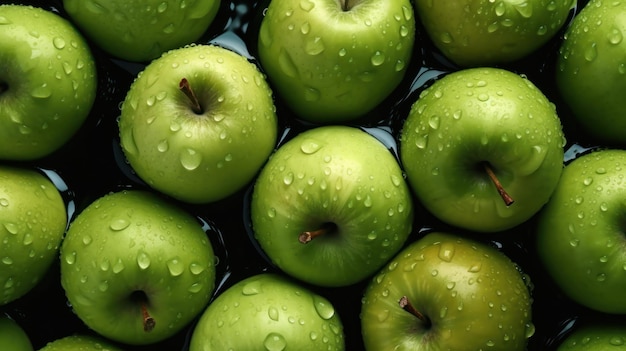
xmin=1 ymin=0 xmax=624 ymax=350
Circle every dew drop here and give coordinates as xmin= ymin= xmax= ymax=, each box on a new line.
xmin=438 ymin=243 xmax=455 ymax=262
xmin=167 ymin=258 xmax=184 ymax=276
xmin=64 ymin=251 xmax=76 ymax=265
xmin=180 ymin=148 xmax=202 ymax=170
xmin=300 ymin=139 xmax=322 ymax=154
xmin=268 ymin=307 xmax=279 ymax=321
xmin=3 ymin=223 xmax=18 ymax=235
xmin=584 ymin=42 xmax=598 ymax=61
xmin=188 ymin=282 xmax=203 ymax=293
xmin=189 ymin=262 xmax=206 ymax=275
xmin=110 ymin=218 xmax=130 ymax=231
xmin=137 ymin=251 xmax=151 ymax=270
xmin=242 ymin=280 xmax=262 ymax=296
xmin=82 ymin=235 xmax=92 ymax=246
xmin=313 ymin=295 xmax=335 ymax=320
xmin=305 ymin=37 xmax=325 ymax=55
xmin=112 ymin=259 xmax=125 ymax=273
xmin=468 ymin=263 xmax=482 ymax=273
xmin=2 ymin=257 xmax=13 ymax=265
xmin=264 ymin=332 xmax=287 ymax=351
xmin=31 ymin=84 xmax=52 ymax=99
xmin=371 ymin=51 xmax=385 ymax=66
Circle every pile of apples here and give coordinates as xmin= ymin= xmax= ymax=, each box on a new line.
xmin=1 ymin=0 xmax=626 ymax=350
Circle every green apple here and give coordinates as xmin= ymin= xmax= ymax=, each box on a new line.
xmin=361 ymin=231 xmax=535 ymax=351
xmin=251 ymin=125 xmax=413 ymax=287
xmin=0 ymin=165 xmax=67 ymax=305
xmin=415 ymin=0 xmax=575 ymax=67
xmin=62 ymin=0 xmax=221 ymax=62
xmin=60 ymin=190 xmax=216 ymax=345
xmin=556 ymin=321 xmax=626 ymax=350
xmin=189 ymin=273 xmax=345 ymax=350
xmin=536 ymin=148 xmax=626 ymax=314
xmin=0 ymin=4 xmax=97 ymax=161
xmin=118 ymin=44 xmax=278 ymax=204
xmin=399 ymin=67 xmax=565 ymax=232
xmin=38 ymin=334 xmax=124 ymax=351
xmin=0 ymin=314 xmax=33 ymax=351
xmin=257 ymin=0 xmax=416 ymax=123
xmin=556 ymin=0 xmax=626 ymax=145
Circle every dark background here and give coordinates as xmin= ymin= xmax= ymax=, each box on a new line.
xmin=2 ymin=0 xmax=624 ymax=350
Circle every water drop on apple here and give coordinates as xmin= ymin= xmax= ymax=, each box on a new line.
xmin=136 ymin=250 xmax=151 ymax=269
xmin=313 ymin=295 xmax=335 ymax=320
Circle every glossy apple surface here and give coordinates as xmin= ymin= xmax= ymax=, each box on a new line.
xmin=0 ymin=165 xmax=66 ymax=306
xmin=189 ymin=273 xmax=345 ymax=350
xmin=536 ymin=149 xmax=626 ymax=314
xmin=556 ymin=321 xmax=626 ymax=350
xmin=556 ymin=0 xmax=626 ymax=145
xmin=415 ymin=0 xmax=575 ymax=67
xmin=119 ymin=44 xmax=278 ymax=204
xmin=257 ymin=0 xmax=416 ymax=123
xmin=60 ymin=190 xmax=216 ymax=345
xmin=361 ymin=231 xmax=535 ymax=351
xmin=251 ymin=125 xmax=413 ymax=287
xmin=400 ymin=67 xmax=565 ymax=232
xmin=38 ymin=334 xmax=124 ymax=351
xmin=62 ymin=0 xmax=221 ymax=62
xmin=0 ymin=314 xmax=33 ymax=351
xmin=0 ymin=4 xmax=97 ymax=160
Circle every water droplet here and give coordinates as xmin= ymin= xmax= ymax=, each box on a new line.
xmin=278 ymin=49 xmax=298 ymax=78
xmin=305 ymin=36 xmax=325 ymax=55
xmin=53 ymin=37 xmax=66 ymax=49
xmin=610 ymin=337 xmax=625 ymax=346
xmin=313 ymin=295 xmax=335 ymax=320
xmin=584 ymin=42 xmax=598 ymax=62
xmin=283 ymin=172 xmax=294 ymax=185
xmin=371 ymin=51 xmax=385 ymax=66
xmin=525 ymin=322 xmax=536 ymax=338
xmin=31 ymin=84 xmax=51 ymax=99
xmin=242 ymin=280 xmax=262 ymax=295
xmin=137 ymin=251 xmax=151 ymax=270
xmin=303 ymin=87 xmax=320 ymax=102
xmin=188 ymin=282 xmax=203 ymax=293
xmin=300 ymin=0 xmax=315 ymax=11
xmin=438 ymin=243 xmax=455 ymax=262
xmin=264 ymin=332 xmax=287 ymax=351
xmin=300 ymin=139 xmax=322 ymax=154
xmin=2 ymin=257 xmax=13 ymax=265
xmin=268 ymin=307 xmax=279 ymax=321
xmin=157 ymin=139 xmax=169 ymax=152
xmin=0 ymin=198 xmax=8 ymax=207
xmin=110 ymin=218 xmax=130 ymax=231
xmin=167 ymin=258 xmax=184 ymax=276
xmin=189 ymin=262 xmax=205 ymax=275
xmin=180 ymin=148 xmax=202 ymax=170
xmin=112 ymin=259 xmax=125 ymax=273
xmin=64 ymin=251 xmax=76 ymax=265
xmin=468 ymin=263 xmax=482 ymax=272
xmin=82 ymin=235 xmax=92 ymax=246
xmin=3 ymin=222 xmax=18 ymax=235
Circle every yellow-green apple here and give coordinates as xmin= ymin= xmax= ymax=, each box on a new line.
xmin=189 ymin=273 xmax=345 ymax=350
xmin=118 ymin=44 xmax=278 ymax=204
xmin=251 ymin=125 xmax=414 ymax=287
xmin=37 ymin=334 xmax=124 ymax=351
xmin=400 ymin=67 xmax=565 ymax=232
xmin=556 ymin=0 xmax=626 ymax=145
xmin=0 ymin=4 xmax=97 ymax=160
xmin=536 ymin=149 xmax=626 ymax=314
xmin=62 ymin=0 xmax=222 ymax=62
xmin=0 ymin=165 xmax=66 ymax=306
xmin=556 ymin=320 xmax=626 ymax=350
xmin=60 ymin=190 xmax=216 ymax=345
xmin=0 ymin=314 xmax=33 ymax=351
xmin=361 ymin=231 xmax=535 ymax=350
xmin=257 ymin=0 xmax=416 ymax=123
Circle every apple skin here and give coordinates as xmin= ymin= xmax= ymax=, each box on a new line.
xmin=361 ymin=231 xmax=535 ymax=351
xmin=415 ymin=0 xmax=575 ymax=67
xmin=62 ymin=0 xmax=221 ymax=62
xmin=0 ymin=4 xmax=97 ymax=161
xmin=0 ymin=165 xmax=67 ymax=306
xmin=60 ymin=190 xmax=216 ymax=345
xmin=118 ymin=44 xmax=278 ymax=204
xmin=251 ymin=125 xmax=414 ymax=287
xmin=556 ymin=0 xmax=626 ymax=145
xmin=38 ymin=334 xmax=124 ymax=351
xmin=0 ymin=314 xmax=33 ymax=351
xmin=556 ymin=321 xmax=626 ymax=350
xmin=257 ymin=0 xmax=416 ymax=123
xmin=189 ymin=273 xmax=345 ymax=350
xmin=536 ymin=149 xmax=626 ymax=314
xmin=399 ymin=67 xmax=565 ymax=233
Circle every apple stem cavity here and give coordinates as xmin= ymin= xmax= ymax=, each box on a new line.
xmin=399 ymin=296 xmax=431 ymax=326
xmin=298 ymin=222 xmax=338 ymax=244
xmin=483 ymin=162 xmax=515 ymax=206
xmin=131 ymin=290 xmax=156 ymax=332
xmin=179 ymin=78 xmax=203 ymax=114
xmin=0 ymin=81 xmax=7 ymax=95
xmin=337 ymin=0 xmax=358 ymax=11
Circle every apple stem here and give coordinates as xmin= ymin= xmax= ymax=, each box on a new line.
xmin=399 ymin=296 xmax=429 ymax=324
xmin=338 ymin=0 xmax=355 ymax=11
xmin=179 ymin=78 xmax=203 ymax=114
xmin=483 ymin=162 xmax=514 ymax=206
xmin=141 ymin=302 xmax=156 ymax=332
xmin=298 ymin=222 xmax=336 ymax=244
